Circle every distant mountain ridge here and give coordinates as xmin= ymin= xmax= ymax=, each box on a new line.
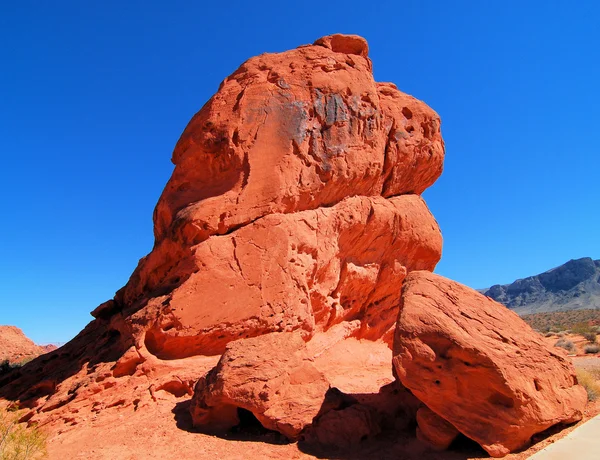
xmin=483 ymin=257 xmax=600 ymax=314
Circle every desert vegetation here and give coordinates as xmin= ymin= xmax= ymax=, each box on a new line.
xmin=522 ymin=309 xmax=600 ymax=333
xmin=584 ymin=343 xmax=600 ymax=354
xmin=554 ymin=338 xmax=576 ymax=353
xmin=0 ymin=409 xmax=47 ymax=460
xmin=575 ymin=368 xmax=600 ymax=402
xmin=530 ymin=310 xmax=600 ymax=356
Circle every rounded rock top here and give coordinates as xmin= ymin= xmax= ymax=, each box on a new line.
xmin=313 ymin=34 xmax=369 ymax=57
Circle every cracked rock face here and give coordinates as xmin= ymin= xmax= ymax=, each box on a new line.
xmin=393 ymin=271 xmax=587 ymax=457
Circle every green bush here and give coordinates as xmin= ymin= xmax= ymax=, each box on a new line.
xmin=0 ymin=409 xmax=47 ymax=460
xmin=572 ymin=322 xmax=595 ymax=336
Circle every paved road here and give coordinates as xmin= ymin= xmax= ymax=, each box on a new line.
xmin=528 ymin=415 xmax=600 ymax=459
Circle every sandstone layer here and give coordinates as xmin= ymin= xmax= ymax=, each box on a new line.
xmin=393 ymin=271 xmax=588 ymax=457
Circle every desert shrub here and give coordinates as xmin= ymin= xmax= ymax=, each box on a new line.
xmin=572 ymin=322 xmax=595 ymax=336
xmin=554 ymin=338 xmax=576 ymax=353
xmin=589 ymin=368 xmax=600 ymax=380
xmin=583 ymin=331 xmax=597 ymax=343
xmin=584 ymin=344 xmax=600 ymax=354
xmin=576 ymin=369 xmax=600 ymax=402
xmin=522 ymin=310 xmax=600 ymax=333
xmin=556 ymin=331 xmax=567 ymax=337
xmin=0 ymin=409 xmax=47 ymax=459
xmin=545 ymin=331 xmax=555 ymax=337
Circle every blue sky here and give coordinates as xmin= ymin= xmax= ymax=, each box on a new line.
xmin=1 ymin=1 xmax=598 ymax=344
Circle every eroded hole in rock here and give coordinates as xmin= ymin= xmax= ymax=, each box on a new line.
xmin=228 ymin=408 xmax=288 ymax=444
xmin=448 ymin=433 xmax=487 ymax=456
xmin=156 ymin=380 xmax=191 ymax=398
xmin=401 ymin=107 xmax=413 ymax=119
xmin=534 ymin=379 xmax=542 ymax=391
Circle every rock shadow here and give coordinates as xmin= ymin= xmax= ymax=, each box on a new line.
xmin=297 ymin=386 xmax=487 ymax=460
xmin=173 ymin=383 xmax=488 ymax=459
xmin=172 ymin=400 xmax=290 ymax=446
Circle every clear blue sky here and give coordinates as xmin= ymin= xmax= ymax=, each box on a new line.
xmin=1 ymin=1 xmax=598 ymax=344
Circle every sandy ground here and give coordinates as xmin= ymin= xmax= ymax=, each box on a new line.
xmin=40 ymin=348 xmax=600 ymax=460
xmin=42 ymin=393 xmax=599 ymax=460
xmin=4 ymin=332 xmax=598 ymax=459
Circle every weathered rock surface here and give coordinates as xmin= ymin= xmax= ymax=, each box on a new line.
xmin=144 ymin=194 xmax=441 ymax=359
xmin=119 ymin=33 xmax=444 ymax=309
xmin=0 ymin=326 xmax=55 ymax=364
xmin=393 ymin=271 xmax=588 ymax=457
xmin=190 ymin=333 xmax=330 ymax=439
xmin=415 ymin=406 xmax=459 ymax=451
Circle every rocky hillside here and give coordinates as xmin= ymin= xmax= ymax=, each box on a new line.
xmin=0 ymin=326 xmax=56 ymax=364
xmin=484 ymin=257 xmax=600 ymax=314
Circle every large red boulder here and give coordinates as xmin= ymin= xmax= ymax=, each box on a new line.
xmin=393 ymin=271 xmax=588 ymax=457
xmin=190 ymin=332 xmax=330 ymax=439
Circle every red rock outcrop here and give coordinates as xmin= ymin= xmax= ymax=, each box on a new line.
xmin=393 ymin=271 xmax=588 ymax=457
xmin=143 ymin=194 xmax=441 ymax=360
xmin=1 ymin=33 xmax=586 ymax=459
xmin=0 ymin=34 xmax=443 ymax=441
xmin=0 ymin=326 xmax=55 ymax=364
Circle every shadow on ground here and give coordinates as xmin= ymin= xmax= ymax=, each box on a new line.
xmin=171 ymin=388 xmax=490 ymax=460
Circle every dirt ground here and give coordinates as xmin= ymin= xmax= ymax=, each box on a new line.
xmin=39 ymin=348 xmax=600 ymax=460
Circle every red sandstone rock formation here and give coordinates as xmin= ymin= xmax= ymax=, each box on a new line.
xmin=0 ymin=34 xmax=443 ymax=431
xmin=393 ymin=271 xmax=587 ymax=457
xmin=0 ymin=33 xmax=587 ymax=459
xmin=0 ymin=326 xmax=55 ymax=364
